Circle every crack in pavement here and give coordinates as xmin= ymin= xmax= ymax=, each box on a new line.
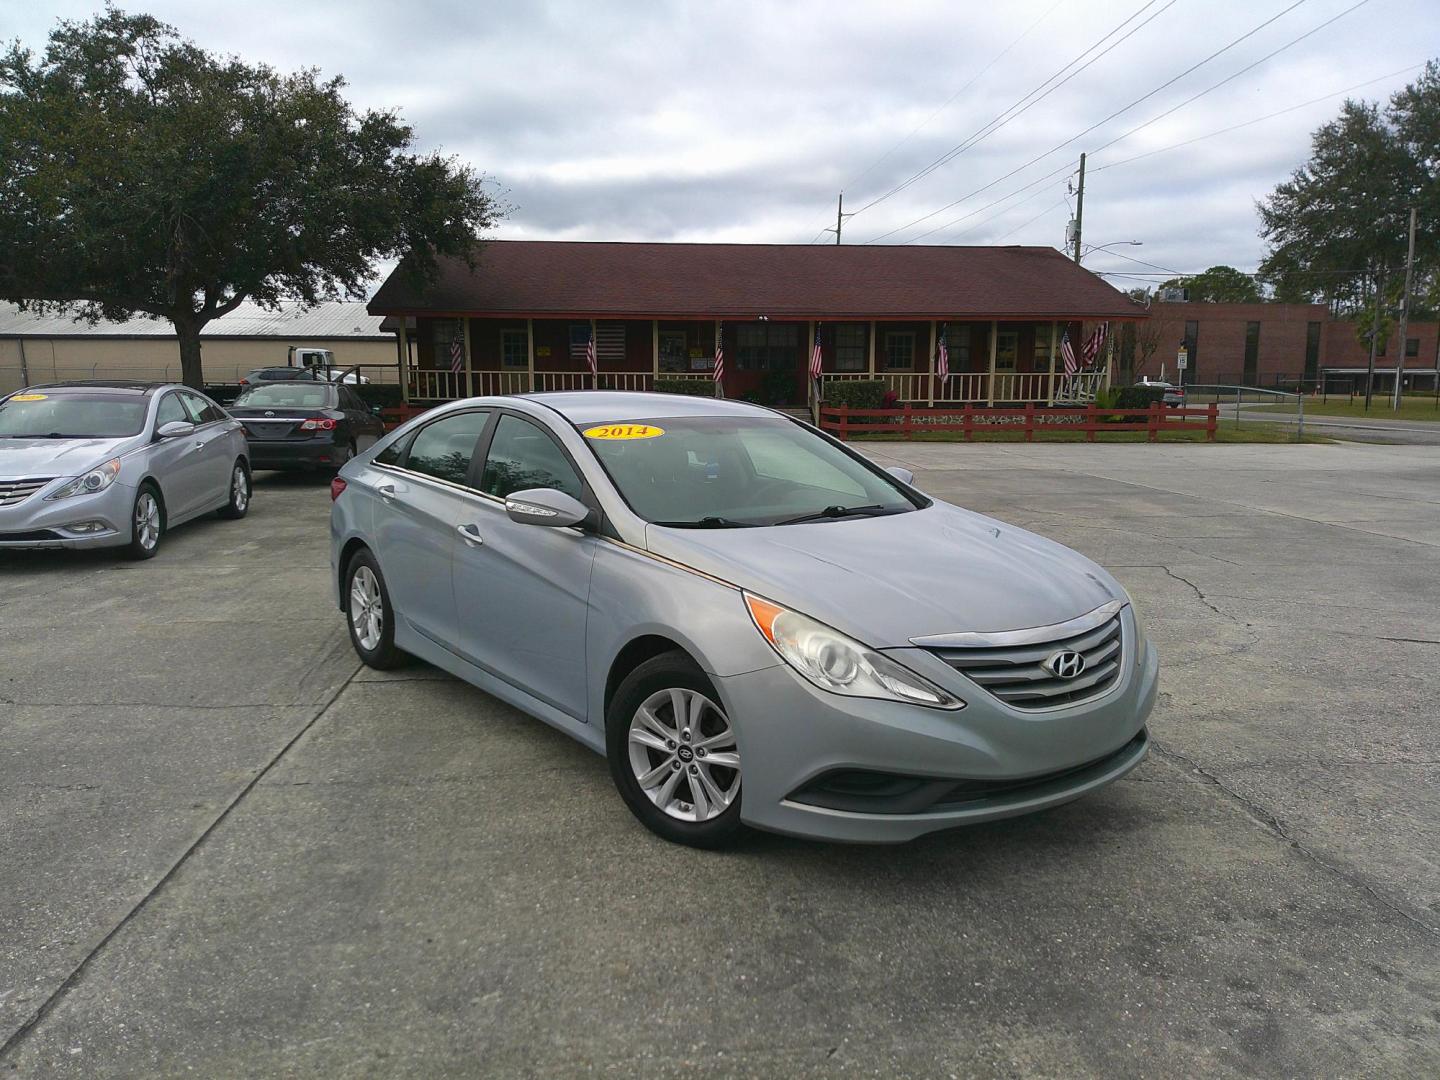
xmin=1149 ymin=740 xmax=1438 ymax=937
xmin=0 ymin=661 xmax=364 ymax=1062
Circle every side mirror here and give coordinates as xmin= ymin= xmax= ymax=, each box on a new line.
xmin=371 ymin=405 xmax=384 ymax=416
xmin=885 ymin=465 xmax=915 ymax=486
xmin=504 ymin=488 xmax=592 ymax=529
xmin=156 ymin=420 xmax=196 ymax=440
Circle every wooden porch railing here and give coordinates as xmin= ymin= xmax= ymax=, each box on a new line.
xmin=408 ymin=369 xmax=712 ymax=400
xmin=820 ymin=403 xmax=1219 ymax=442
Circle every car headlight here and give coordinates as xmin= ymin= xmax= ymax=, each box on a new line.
xmin=744 ymin=593 xmax=963 ymax=710
xmin=47 ymin=458 xmax=122 ymax=500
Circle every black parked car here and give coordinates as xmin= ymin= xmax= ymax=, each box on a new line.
xmin=227 ymin=382 xmax=386 ymax=471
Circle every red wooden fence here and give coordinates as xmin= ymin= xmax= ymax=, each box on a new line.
xmin=819 ymin=402 xmax=1219 ymax=442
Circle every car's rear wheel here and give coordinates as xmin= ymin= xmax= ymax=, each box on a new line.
xmin=344 ymin=548 xmax=406 ymax=669
xmin=124 ymin=484 xmax=163 ymax=560
xmin=607 ymin=651 xmax=743 ymax=848
xmin=217 ymin=460 xmax=250 ymax=519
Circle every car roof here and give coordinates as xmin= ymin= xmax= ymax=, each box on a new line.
xmin=524 ymin=391 xmax=776 ymax=425
xmin=20 ymin=380 xmax=164 ymax=394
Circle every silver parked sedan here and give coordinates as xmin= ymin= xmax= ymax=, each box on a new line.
xmin=330 ymin=392 xmax=1158 ymax=847
xmin=0 ymin=381 xmax=251 ymax=559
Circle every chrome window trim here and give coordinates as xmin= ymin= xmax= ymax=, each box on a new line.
xmin=372 ymin=461 xmax=505 ymax=506
xmin=909 ymin=599 xmax=1126 ymax=649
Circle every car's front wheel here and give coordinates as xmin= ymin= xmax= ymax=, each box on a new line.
xmin=344 ymin=548 xmax=406 ymax=669
xmin=607 ymin=651 xmax=743 ymax=848
xmin=123 ymin=484 xmax=164 ymax=560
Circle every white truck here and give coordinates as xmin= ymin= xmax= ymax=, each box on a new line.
xmin=286 ymin=346 xmax=368 ymax=383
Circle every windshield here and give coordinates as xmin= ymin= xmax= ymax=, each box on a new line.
xmin=581 ymin=415 xmax=919 ymax=527
xmin=233 ymin=384 xmax=336 ymax=409
xmin=0 ymin=392 xmax=148 ymax=438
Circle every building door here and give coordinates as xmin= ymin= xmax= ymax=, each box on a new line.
xmin=726 ymin=322 xmax=803 ymax=407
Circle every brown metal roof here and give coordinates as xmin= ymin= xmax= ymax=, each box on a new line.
xmin=368 ymin=241 xmax=1147 ymax=321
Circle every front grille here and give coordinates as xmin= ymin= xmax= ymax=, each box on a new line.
xmin=0 ymin=477 xmax=55 ymax=507
xmin=926 ymin=610 xmax=1125 ymax=709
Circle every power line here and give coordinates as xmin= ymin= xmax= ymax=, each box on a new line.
xmin=888 ymin=0 xmax=1373 ymax=247
xmin=989 ymin=198 xmax=1069 ymax=244
xmin=845 ymin=0 xmax=1176 ymax=221
xmin=1091 ymin=62 xmax=1425 ymax=173
xmin=839 ymin=0 xmax=1065 ymax=195
xmin=868 ymin=0 xmax=1313 ymax=244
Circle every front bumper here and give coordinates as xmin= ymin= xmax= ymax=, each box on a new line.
xmin=0 ymin=479 xmax=134 ymax=550
xmin=714 ymin=614 xmax=1158 ymax=843
xmin=245 ymin=437 xmax=339 ymax=470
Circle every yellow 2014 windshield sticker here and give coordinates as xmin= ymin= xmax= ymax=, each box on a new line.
xmin=583 ymin=424 xmax=665 ymax=441
xmin=10 ymin=393 xmax=47 ymax=401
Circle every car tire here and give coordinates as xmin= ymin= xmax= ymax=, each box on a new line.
xmin=606 ymin=651 xmax=744 ymax=848
xmin=334 ymin=441 xmax=357 ymax=470
xmin=124 ymin=483 xmax=164 ymax=561
xmin=216 ymin=459 xmax=251 ymax=519
xmin=343 ymin=548 xmax=407 ymax=669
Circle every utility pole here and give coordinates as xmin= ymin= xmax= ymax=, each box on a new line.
xmin=1391 ymin=207 xmax=1417 ymax=411
xmin=823 ymin=192 xmax=855 ymax=245
xmin=1364 ymin=268 xmax=1383 ymax=411
xmin=1071 ymin=153 xmax=1086 ymax=262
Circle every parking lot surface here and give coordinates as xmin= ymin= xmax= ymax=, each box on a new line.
xmin=3 ymin=443 xmax=1438 ymax=1077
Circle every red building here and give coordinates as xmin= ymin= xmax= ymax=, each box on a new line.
xmin=369 ymin=241 xmax=1146 ymax=407
xmin=1147 ymin=301 xmax=1440 ymax=391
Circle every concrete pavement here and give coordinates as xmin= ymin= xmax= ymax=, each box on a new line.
xmin=2 ymin=446 xmax=1438 ymax=1077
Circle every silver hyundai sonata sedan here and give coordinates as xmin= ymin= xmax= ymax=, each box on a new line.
xmin=0 ymin=381 xmax=251 ymax=559
xmin=330 ymin=392 xmax=1157 ymax=847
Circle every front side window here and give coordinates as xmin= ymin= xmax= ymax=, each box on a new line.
xmin=582 ymin=415 xmax=917 ymax=527
xmin=156 ymin=393 xmax=190 ymax=428
xmin=404 ymin=410 xmax=491 ymax=487
xmin=0 ymin=392 xmax=149 ymax=438
xmin=481 ymin=415 xmax=584 ymax=500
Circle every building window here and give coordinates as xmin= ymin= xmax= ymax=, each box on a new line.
xmin=835 ymin=324 xmax=867 ymax=371
xmin=1406 ymin=337 xmax=1419 ymax=357
xmin=659 ymin=330 xmax=688 ymax=373
xmin=501 ymin=329 xmax=528 ymax=369
xmin=1034 ymin=324 xmax=1054 ymax=368
xmin=1244 ymin=321 xmax=1260 ymax=384
xmin=431 ymin=318 xmax=463 ymax=369
xmin=945 ymin=324 xmax=971 ymax=370
xmin=736 ymin=323 xmax=798 ymax=371
xmin=1305 ymin=321 xmax=1321 ymax=380
xmin=995 ymin=330 xmax=1018 ymax=372
xmin=884 ymin=331 xmax=915 ymax=370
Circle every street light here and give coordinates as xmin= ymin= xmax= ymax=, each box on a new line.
xmin=1079 ymin=241 xmax=1143 ymax=262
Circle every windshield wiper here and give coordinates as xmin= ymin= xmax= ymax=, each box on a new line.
xmin=774 ymin=503 xmax=898 ymax=526
xmin=653 ymin=515 xmax=760 ymax=529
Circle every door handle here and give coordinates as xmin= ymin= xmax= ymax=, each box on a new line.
xmin=456 ymin=523 xmax=484 ymax=546
xmin=376 ymin=483 xmax=397 ymax=499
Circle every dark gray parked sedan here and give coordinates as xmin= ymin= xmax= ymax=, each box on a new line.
xmin=329 ymin=393 xmax=1157 ymax=847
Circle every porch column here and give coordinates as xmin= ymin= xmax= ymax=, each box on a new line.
xmin=1104 ymin=332 xmax=1115 ymax=392
xmin=1047 ymin=321 xmax=1057 ymax=405
xmin=526 ymin=318 xmax=535 ymax=393
xmin=590 ymin=316 xmax=597 ymax=390
xmin=987 ymin=319 xmax=998 ymax=406
xmin=395 ymin=328 xmax=409 ymax=406
xmin=928 ymin=320 xmax=937 ymax=407
xmin=462 ymin=316 xmax=473 ymax=399
xmin=651 ymin=319 xmax=659 ymax=391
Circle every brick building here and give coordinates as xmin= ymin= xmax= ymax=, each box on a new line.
xmin=1144 ymin=301 xmax=1440 ymax=390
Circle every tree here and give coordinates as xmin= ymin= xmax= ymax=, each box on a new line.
xmin=0 ymin=9 xmax=497 ymax=388
xmin=1256 ymin=63 xmax=1439 ymax=323
xmin=1157 ymin=265 xmax=1261 ymax=304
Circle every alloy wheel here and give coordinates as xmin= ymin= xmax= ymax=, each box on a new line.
xmin=349 ymin=565 xmax=384 ymax=651
xmin=231 ymin=465 xmax=249 ymax=513
xmin=627 ymin=688 xmax=740 ymax=822
xmin=134 ymin=492 xmax=160 ymax=551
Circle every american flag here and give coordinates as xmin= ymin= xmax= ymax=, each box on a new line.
xmin=937 ymin=323 xmax=950 ymax=382
xmin=809 ymin=323 xmax=823 ymax=380
xmin=713 ymin=324 xmax=724 ymax=382
xmin=450 ymin=337 xmax=463 ymax=374
xmin=1060 ymin=329 xmax=1078 ymax=375
xmin=1081 ymin=321 xmax=1109 ymax=368
xmin=585 ymin=326 xmax=597 ymax=378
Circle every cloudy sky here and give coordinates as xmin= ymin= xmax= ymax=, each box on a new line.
xmin=3 ymin=0 xmax=1435 ymax=290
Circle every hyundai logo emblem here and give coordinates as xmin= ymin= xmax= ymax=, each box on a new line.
xmin=264 ymin=410 xmax=275 ymax=417
xmin=1046 ymin=650 xmax=1086 ymax=679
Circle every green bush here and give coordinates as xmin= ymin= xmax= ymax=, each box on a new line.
xmin=654 ymin=378 xmax=717 ymax=398
xmin=823 ymin=380 xmax=888 ymax=410
xmin=1115 ymin=385 xmax=1165 ymax=409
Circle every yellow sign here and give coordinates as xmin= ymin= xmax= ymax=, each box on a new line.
xmin=582 ymin=424 xmax=665 ymax=441
xmin=10 ymin=393 xmax=47 ymax=401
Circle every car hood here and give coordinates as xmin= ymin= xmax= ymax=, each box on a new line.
xmin=643 ymin=501 xmax=1122 ymax=648
xmin=0 ymin=436 xmax=137 ymax=479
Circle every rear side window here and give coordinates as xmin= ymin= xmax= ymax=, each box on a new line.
xmin=403 ymin=411 xmax=490 ymax=486
xmin=373 ymin=431 xmax=413 ymax=467
xmin=481 ymin=415 xmax=584 ymax=500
